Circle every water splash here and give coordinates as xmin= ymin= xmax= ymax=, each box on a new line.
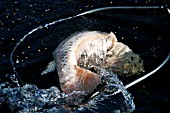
xmin=0 ymin=68 xmax=135 ymax=113
xmin=7 ymin=5 xmax=169 ymax=113
xmin=0 ymin=84 xmax=67 ymax=112
xmin=2 ymin=52 xmax=170 ymax=112
xmin=90 ymin=67 xmax=135 ymax=112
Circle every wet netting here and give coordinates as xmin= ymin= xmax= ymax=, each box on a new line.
xmin=0 ymin=1 xmax=170 ymax=113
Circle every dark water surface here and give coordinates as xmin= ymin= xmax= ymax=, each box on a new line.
xmin=0 ymin=0 xmax=170 ymax=113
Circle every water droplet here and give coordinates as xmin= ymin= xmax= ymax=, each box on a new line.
xmin=168 ymin=8 xmax=170 ymax=14
xmin=45 ymin=9 xmax=50 ymax=12
xmin=17 ymin=18 xmax=22 ymax=21
xmin=16 ymin=59 xmax=19 ymax=63
xmin=20 ymin=39 xmax=24 ymax=42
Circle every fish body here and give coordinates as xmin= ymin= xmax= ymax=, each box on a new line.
xmin=42 ymin=31 xmax=117 ymax=95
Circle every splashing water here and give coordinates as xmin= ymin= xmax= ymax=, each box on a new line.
xmin=86 ymin=67 xmax=135 ymax=112
xmin=0 ymin=69 xmax=135 ymax=113
xmin=0 ymin=84 xmax=67 ymax=112
xmin=3 ymin=5 xmax=169 ymax=113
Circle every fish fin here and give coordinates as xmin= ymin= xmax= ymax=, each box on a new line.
xmin=41 ymin=60 xmax=56 ymax=75
xmin=109 ymin=31 xmax=117 ymax=42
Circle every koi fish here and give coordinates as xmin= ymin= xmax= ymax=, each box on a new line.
xmin=41 ymin=31 xmax=117 ymax=100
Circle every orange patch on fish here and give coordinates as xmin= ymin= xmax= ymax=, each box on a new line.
xmin=61 ymin=65 xmax=101 ymax=94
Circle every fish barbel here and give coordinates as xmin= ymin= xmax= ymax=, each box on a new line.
xmin=41 ymin=31 xmax=117 ymax=98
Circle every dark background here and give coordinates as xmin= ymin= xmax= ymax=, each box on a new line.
xmin=0 ymin=0 xmax=170 ymax=113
